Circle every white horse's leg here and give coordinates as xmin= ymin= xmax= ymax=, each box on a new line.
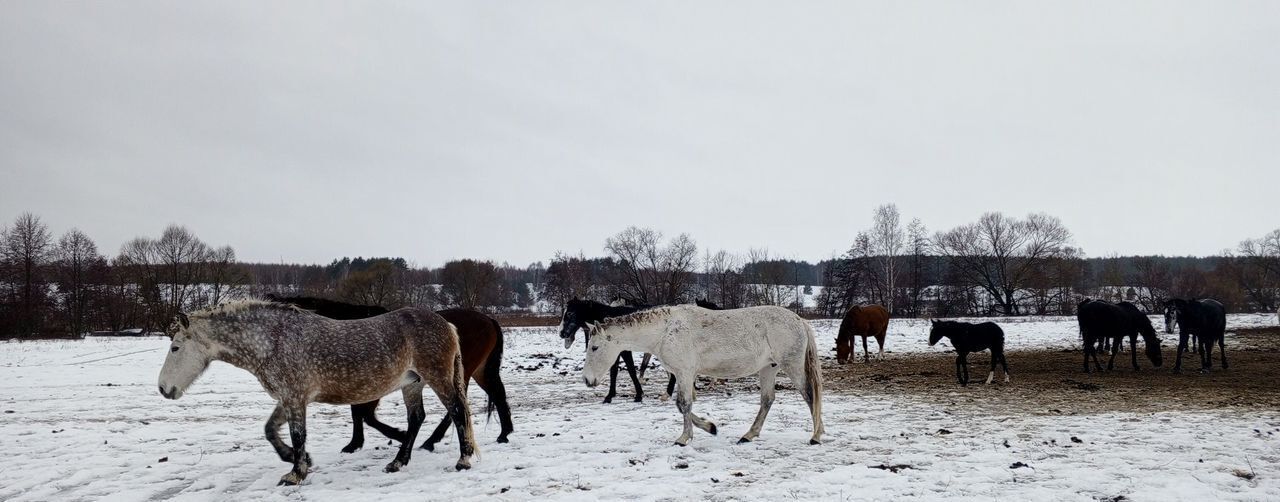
xmin=673 ymin=372 xmax=697 ymax=446
xmin=739 ymin=367 xmax=778 ymax=443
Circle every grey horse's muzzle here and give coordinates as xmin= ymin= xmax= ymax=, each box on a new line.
xmin=158 ymin=385 xmax=181 ymax=400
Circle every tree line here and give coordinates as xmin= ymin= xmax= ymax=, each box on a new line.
xmin=2 ymin=209 xmax=1277 ymax=338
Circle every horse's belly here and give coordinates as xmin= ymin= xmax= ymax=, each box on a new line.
xmin=311 ymin=374 xmax=407 ymax=405
xmin=697 ymin=354 xmax=771 ymax=379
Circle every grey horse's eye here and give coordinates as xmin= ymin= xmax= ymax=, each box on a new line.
xmin=171 ymin=346 xmax=179 ymax=352
xmin=591 ymin=346 xmax=598 ymax=351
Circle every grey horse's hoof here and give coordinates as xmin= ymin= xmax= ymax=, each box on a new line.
xmin=278 ymin=470 xmax=305 ymax=486
xmin=708 ymin=423 xmax=718 ymax=435
xmin=737 ymin=437 xmax=751 ymax=444
xmin=809 ymin=439 xmax=821 ymax=445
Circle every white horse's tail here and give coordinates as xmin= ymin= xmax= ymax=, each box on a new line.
xmin=803 ymin=323 xmax=824 ymax=440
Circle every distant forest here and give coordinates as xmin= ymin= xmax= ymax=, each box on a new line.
xmin=2 ymin=206 xmax=1277 ymax=338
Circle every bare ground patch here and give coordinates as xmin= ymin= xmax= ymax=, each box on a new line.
xmin=822 ymin=326 xmax=1280 ymax=415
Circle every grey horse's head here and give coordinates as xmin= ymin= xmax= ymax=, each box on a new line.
xmin=157 ymin=312 xmax=217 ymax=400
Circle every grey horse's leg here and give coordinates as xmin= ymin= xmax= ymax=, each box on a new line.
xmin=673 ymin=372 xmax=697 ymax=446
xmin=740 ymin=366 xmax=779 ymax=443
xmin=386 ymin=383 xmax=426 ymax=473
xmin=265 ymin=403 xmax=293 ymax=462
xmin=277 ymin=402 xmax=310 ymax=486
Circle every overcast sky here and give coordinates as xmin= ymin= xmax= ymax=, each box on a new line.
xmin=2 ymin=2 xmax=1277 ymax=267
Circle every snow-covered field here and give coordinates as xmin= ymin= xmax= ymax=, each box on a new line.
xmin=1 ymin=315 xmax=1277 ymax=501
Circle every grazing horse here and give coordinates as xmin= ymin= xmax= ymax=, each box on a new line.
xmin=696 ymin=298 xmax=722 ymax=310
xmin=1164 ymin=298 xmax=1227 ymax=373
xmin=156 ymin=301 xmax=477 ymax=485
xmin=927 ymin=320 xmax=1009 ymax=386
xmin=1162 ymin=302 xmax=1197 ymax=354
xmin=1076 ymin=300 xmax=1163 ymax=373
xmin=583 ymin=305 xmax=824 ymax=446
xmin=835 ymin=304 xmax=890 ymax=363
xmin=267 ymin=295 xmax=513 ymax=452
xmin=560 ymin=298 xmax=658 ymax=403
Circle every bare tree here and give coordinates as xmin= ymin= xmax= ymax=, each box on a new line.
xmin=903 ymin=218 xmax=930 ymax=316
xmin=603 ymin=227 xmax=698 ymax=305
xmin=934 ymin=212 xmax=1075 ymax=315
xmin=542 ymin=252 xmax=603 ymax=309
xmin=703 ymin=250 xmax=745 ymax=308
xmin=205 ymin=245 xmax=247 ymax=305
xmin=1 ymin=213 xmax=53 ymax=337
xmin=1232 ymin=228 xmax=1280 ymax=311
xmin=340 ymin=260 xmax=403 ymax=308
xmin=869 ymin=204 xmax=904 ymax=313
xmin=152 ymin=225 xmax=211 ymax=317
xmin=439 ymin=259 xmax=502 ymax=309
xmin=53 ymin=229 xmax=106 ymax=336
xmin=744 ymin=248 xmax=790 ymax=306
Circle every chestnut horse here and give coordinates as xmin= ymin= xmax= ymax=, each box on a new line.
xmin=267 ymin=295 xmax=512 ymax=451
xmin=836 ymin=304 xmax=890 ymax=363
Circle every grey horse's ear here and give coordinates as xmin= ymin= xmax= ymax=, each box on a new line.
xmin=585 ymin=321 xmax=598 ymax=333
xmin=176 ymin=312 xmax=190 ymax=329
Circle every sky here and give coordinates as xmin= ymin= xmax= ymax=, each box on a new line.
xmin=2 ymin=1 xmax=1277 ymax=267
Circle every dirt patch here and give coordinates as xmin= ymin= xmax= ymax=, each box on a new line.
xmin=822 ymin=326 xmax=1280 ymax=415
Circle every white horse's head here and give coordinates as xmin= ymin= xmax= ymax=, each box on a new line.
xmin=157 ymin=312 xmax=218 ymax=400
xmin=581 ymin=322 xmax=623 ymax=388
xmin=1162 ymin=302 xmax=1179 ymax=334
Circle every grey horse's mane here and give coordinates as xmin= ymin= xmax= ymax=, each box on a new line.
xmin=597 ymin=306 xmax=674 ymax=330
xmin=189 ymin=299 xmax=307 ymax=319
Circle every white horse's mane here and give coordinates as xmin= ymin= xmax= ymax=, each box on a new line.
xmin=596 ymin=306 xmax=675 ymax=330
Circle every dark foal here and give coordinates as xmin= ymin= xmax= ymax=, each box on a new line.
xmin=928 ymin=320 xmax=1009 ymax=386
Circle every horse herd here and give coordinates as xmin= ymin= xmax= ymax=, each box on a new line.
xmin=153 ymin=294 xmax=1235 ymax=486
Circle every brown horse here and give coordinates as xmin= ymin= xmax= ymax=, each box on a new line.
xmin=835 ymin=304 xmax=890 ymax=363
xmin=265 ymin=296 xmax=512 ymax=451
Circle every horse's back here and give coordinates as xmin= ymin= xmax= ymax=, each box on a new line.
xmin=839 ymin=304 xmax=889 ymax=337
xmin=664 ymin=305 xmax=809 ymax=377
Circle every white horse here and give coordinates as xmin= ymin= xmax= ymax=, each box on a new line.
xmin=583 ymin=305 xmax=824 ymax=446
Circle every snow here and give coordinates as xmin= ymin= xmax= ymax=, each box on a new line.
xmin=1 ymin=315 xmax=1277 ymax=501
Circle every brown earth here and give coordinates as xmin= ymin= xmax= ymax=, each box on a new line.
xmin=821 ymin=326 xmax=1280 ymax=415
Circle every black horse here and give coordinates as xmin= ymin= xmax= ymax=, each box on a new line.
xmin=927 ymin=320 xmax=1009 ymax=386
xmin=267 ymin=294 xmax=514 ymax=451
xmin=560 ymin=298 xmax=674 ymax=403
xmin=1162 ymin=302 xmax=1198 ymax=354
xmin=1076 ymin=299 xmax=1163 ymax=373
xmin=696 ymin=299 xmax=722 ymax=310
xmin=1164 ymin=298 xmax=1227 ymax=373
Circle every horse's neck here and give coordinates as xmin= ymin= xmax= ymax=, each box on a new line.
xmin=203 ymin=316 xmax=275 ymax=372
xmin=610 ymin=322 xmax=665 ymax=354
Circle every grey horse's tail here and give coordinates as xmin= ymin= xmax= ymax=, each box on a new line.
xmin=449 ymin=324 xmax=480 ymax=461
xmin=803 ymin=323 xmax=825 ymax=440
